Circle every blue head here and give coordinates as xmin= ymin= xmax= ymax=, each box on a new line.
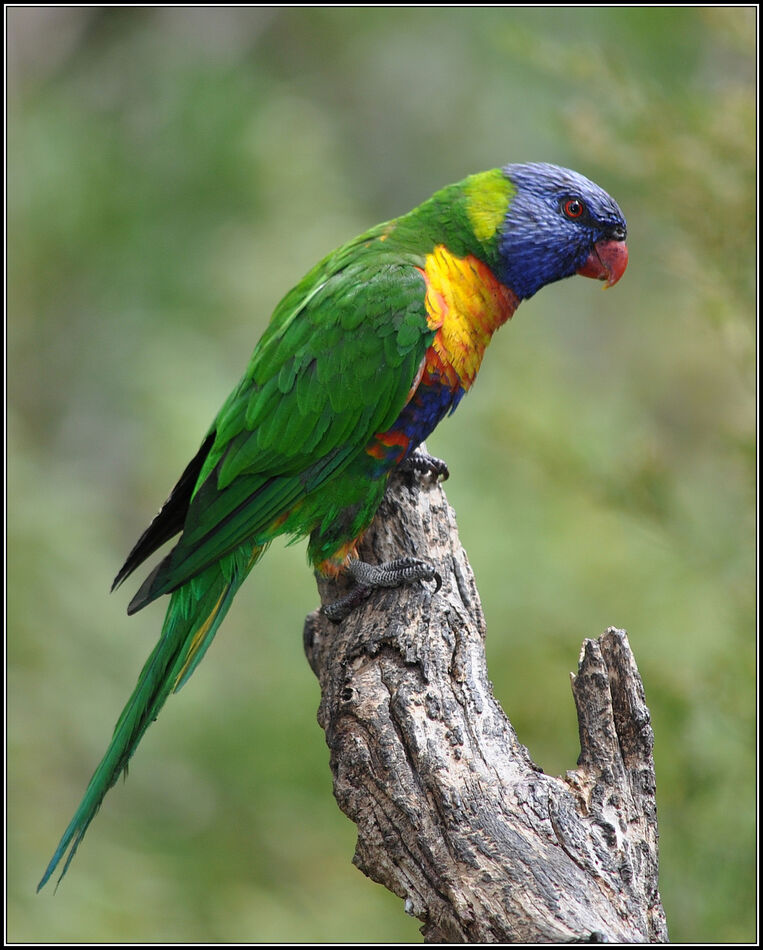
xmin=497 ymin=163 xmax=627 ymax=300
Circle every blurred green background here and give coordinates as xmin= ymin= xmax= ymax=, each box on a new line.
xmin=8 ymin=7 xmax=755 ymax=943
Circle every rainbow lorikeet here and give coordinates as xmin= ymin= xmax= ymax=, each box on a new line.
xmin=38 ymin=162 xmax=627 ymax=890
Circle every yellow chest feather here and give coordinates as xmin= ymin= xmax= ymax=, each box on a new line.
xmin=420 ymin=245 xmax=519 ymax=389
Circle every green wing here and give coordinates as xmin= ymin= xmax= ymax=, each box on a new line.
xmin=126 ymin=253 xmax=434 ymax=612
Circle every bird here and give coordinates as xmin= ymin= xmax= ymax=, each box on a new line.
xmin=38 ymin=162 xmax=627 ymax=890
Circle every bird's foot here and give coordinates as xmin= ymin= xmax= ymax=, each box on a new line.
xmin=398 ymin=448 xmax=450 ymax=482
xmin=322 ymin=556 xmax=442 ymax=623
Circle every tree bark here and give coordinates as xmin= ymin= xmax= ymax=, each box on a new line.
xmin=303 ymin=460 xmax=668 ymax=943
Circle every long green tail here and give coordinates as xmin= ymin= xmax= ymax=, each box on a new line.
xmin=37 ymin=543 xmax=261 ymax=891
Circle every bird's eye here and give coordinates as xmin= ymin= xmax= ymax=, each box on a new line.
xmin=563 ymin=198 xmax=585 ymax=220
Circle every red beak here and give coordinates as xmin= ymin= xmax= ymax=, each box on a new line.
xmin=576 ymin=240 xmax=628 ymax=288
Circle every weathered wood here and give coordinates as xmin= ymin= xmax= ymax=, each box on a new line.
xmin=304 ymin=461 xmax=668 ymax=943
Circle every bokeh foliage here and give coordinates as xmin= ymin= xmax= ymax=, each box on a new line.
xmin=8 ymin=7 xmax=755 ymax=943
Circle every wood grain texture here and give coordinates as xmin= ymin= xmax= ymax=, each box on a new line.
xmin=304 ymin=459 xmax=668 ymax=943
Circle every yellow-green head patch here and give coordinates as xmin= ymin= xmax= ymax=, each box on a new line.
xmin=464 ymin=169 xmax=515 ymax=243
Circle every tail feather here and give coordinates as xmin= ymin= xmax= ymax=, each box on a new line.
xmin=37 ymin=542 xmax=262 ymax=892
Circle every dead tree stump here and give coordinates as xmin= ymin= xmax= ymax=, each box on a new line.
xmin=303 ymin=462 xmax=668 ymax=943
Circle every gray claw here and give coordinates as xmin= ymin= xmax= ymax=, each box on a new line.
xmin=322 ymin=556 xmax=443 ymax=622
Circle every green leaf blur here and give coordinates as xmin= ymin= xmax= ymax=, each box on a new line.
xmin=8 ymin=7 xmax=755 ymax=942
